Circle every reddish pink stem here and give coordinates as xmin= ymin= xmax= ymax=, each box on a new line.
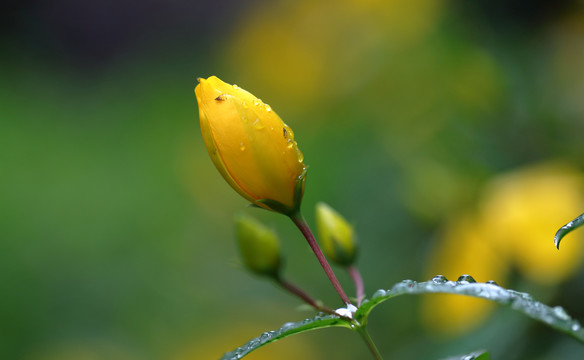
xmin=276 ymin=277 xmax=336 ymax=315
xmin=291 ymin=214 xmax=351 ymax=306
xmin=348 ymin=265 xmax=364 ymax=306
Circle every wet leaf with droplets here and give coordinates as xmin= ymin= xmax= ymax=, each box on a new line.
xmin=218 ymin=314 xmax=351 ymax=360
xmin=440 ymin=350 xmax=490 ymax=360
xmin=220 ymin=276 xmax=583 ymax=359
xmin=355 ymin=277 xmax=584 ymax=344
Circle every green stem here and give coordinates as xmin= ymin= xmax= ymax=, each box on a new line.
xmin=356 ymin=326 xmax=384 ymax=360
xmin=290 ymin=212 xmax=352 ymax=305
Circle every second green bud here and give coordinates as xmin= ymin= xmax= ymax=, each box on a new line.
xmin=315 ymin=202 xmax=358 ymax=266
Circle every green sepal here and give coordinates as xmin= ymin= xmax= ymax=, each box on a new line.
xmin=254 ymin=168 xmax=308 ymax=216
xmin=330 ymin=235 xmax=357 ymax=266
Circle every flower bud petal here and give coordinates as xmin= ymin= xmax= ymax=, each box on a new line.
xmin=315 ymin=202 xmax=357 ymax=266
xmin=195 ymin=76 xmax=306 ymax=215
xmin=235 ymin=214 xmax=282 ymax=277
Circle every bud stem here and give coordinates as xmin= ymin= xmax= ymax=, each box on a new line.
xmin=348 ymin=265 xmax=365 ymax=307
xmin=290 ymin=213 xmax=352 ymax=306
xmin=275 ymin=277 xmax=336 ymax=315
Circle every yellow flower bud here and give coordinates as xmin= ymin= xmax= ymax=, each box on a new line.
xmin=195 ymin=76 xmax=306 ymax=215
xmin=235 ymin=214 xmax=282 ymax=277
xmin=315 ymin=202 xmax=357 ymax=266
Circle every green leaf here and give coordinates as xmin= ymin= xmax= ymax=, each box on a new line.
xmin=356 ymin=276 xmax=584 ymax=343
xmin=220 ymin=276 xmax=584 ymax=359
xmin=218 ymin=314 xmax=351 ymax=360
xmin=555 ymin=212 xmax=584 ymax=249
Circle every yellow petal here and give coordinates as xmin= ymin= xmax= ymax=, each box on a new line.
xmin=195 ymin=76 xmax=306 ymax=214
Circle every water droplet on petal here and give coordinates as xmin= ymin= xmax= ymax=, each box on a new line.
xmin=242 ymin=101 xmax=248 ymax=109
xmin=296 ymin=149 xmax=304 ymax=162
xmin=233 ymin=84 xmax=239 ymax=89
xmin=572 ymin=322 xmax=581 ymax=331
xmin=264 ymin=104 xmax=272 ymax=112
xmin=486 ymin=280 xmax=499 ymax=286
xmin=457 ymin=275 xmax=476 ymax=284
xmin=252 ymin=119 xmax=264 ymax=130
xmin=239 ymin=142 xmax=246 ymax=151
xmin=432 ymin=275 xmax=448 ymax=284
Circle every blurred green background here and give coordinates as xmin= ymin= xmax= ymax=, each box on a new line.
xmin=2 ymin=0 xmax=584 ymax=359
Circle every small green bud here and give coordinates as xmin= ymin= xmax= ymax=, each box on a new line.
xmin=315 ymin=202 xmax=357 ymax=266
xmin=235 ymin=214 xmax=282 ymax=277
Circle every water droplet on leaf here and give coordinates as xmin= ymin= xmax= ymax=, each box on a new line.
xmin=457 ymin=275 xmax=476 ymax=284
xmin=552 ymin=306 xmax=570 ymax=321
xmin=432 ymin=275 xmax=448 ymax=284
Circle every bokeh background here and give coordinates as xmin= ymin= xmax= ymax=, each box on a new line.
xmin=2 ymin=0 xmax=584 ymax=359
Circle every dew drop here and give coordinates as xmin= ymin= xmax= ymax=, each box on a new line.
xmin=233 ymin=84 xmax=239 ymax=89
xmin=486 ymin=280 xmax=499 ymax=286
xmin=297 ymin=149 xmax=304 ymax=162
xmin=281 ymin=322 xmax=295 ymax=332
xmin=242 ymin=101 xmax=248 ymax=109
xmin=372 ymin=289 xmax=387 ymax=299
xmin=239 ymin=142 xmax=246 ymax=151
xmin=286 ymin=139 xmax=294 ymax=149
xmin=252 ymin=119 xmax=264 ymax=130
xmin=259 ymin=332 xmax=271 ymax=343
xmin=264 ymin=104 xmax=272 ymax=112
xmin=432 ymin=275 xmax=448 ymax=284
xmin=572 ymin=322 xmax=581 ymax=332
xmin=457 ymin=275 xmax=476 ymax=284
xmin=552 ymin=306 xmax=570 ymax=321
xmin=254 ymin=99 xmax=262 ymax=106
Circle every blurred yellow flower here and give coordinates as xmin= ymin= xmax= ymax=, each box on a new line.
xmin=315 ymin=202 xmax=357 ymax=266
xmin=195 ymin=76 xmax=306 ymax=215
xmin=423 ymin=162 xmax=584 ymax=335
xmin=422 ymin=215 xmax=508 ymax=336
xmin=480 ymin=163 xmax=584 ymax=284
xmin=227 ymin=0 xmax=445 ymax=110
